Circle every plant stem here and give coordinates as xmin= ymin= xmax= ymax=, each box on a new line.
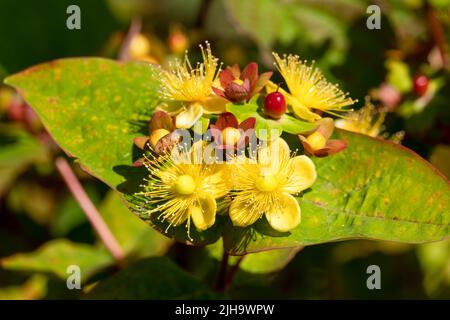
xmin=55 ymin=157 xmax=125 ymax=264
xmin=215 ymin=249 xmax=229 ymax=291
xmin=195 ymin=0 xmax=212 ymax=29
xmin=118 ymin=16 xmax=142 ymax=61
xmin=426 ymin=1 xmax=448 ymax=68
xmin=224 ymin=255 xmax=245 ymax=290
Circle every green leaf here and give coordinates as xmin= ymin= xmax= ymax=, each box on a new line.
xmin=224 ymin=0 xmax=281 ymax=48
xmin=0 ymin=275 xmax=47 ymax=300
xmin=0 ymin=239 xmax=113 ymax=282
xmin=386 ymin=60 xmax=412 ymax=93
xmin=430 ymin=145 xmax=450 ymax=178
xmin=98 ymin=191 xmax=173 ymax=257
xmin=4 ymin=58 xmax=222 ymax=246
xmin=224 ymin=130 xmax=450 ymax=254
xmin=208 ymin=239 xmax=300 ymax=274
xmin=84 ymin=257 xmax=222 ymax=299
xmin=0 ymin=124 xmax=47 ymax=196
xmin=417 ymin=240 xmax=450 ymax=296
xmin=51 ymin=184 xmax=101 ymax=236
xmin=226 ymin=98 xmax=317 ymax=139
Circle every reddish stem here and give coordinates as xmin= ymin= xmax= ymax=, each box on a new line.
xmin=118 ymin=16 xmax=142 ymax=61
xmin=55 ymin=157 xmax=125 ymax=264
xmin=426 ymin=2 xmax=448 ymax=68
xmin=224 ymin=255 xmax=245 ymax=290
xmin=216 ymin=250 xmax=229 ymax=291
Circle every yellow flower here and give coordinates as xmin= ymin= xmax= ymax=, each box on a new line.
xmin=267 ymin=53 xmax=356 ymax=122
xmin=228 ymin=138 xmax=317 ymax=232
xmin=137 ymin=141 xmax=227 ymax=239
xmin=335 ymin=102 xmax=385 ymax=137
xmin=158 ymin=42 xmax=227 ymax=128
xmin=335 ymin=100 xmax=404 ymax=143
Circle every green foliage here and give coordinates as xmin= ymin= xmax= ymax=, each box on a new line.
xmin=1 ymin=239 xmax=113 ymax=282
xmin=5 ymin=58 xmax=449 ymax=255
xmin=208 ymin=239 xmax=301 ymax=274
xmin=85 ymin=257 xmax=222 ymax=299
xmin=4 ymin=58 xmax=223 ymax=245
xmin=386 ymin=60 xmax=413 ymax=93
xmin=417 ymin=240 xmax=450 ymax=296
xmin=0 ymin=124 xmax=47 ymax=196
xmin=224 ymin=130 xmax=450 ymax=254
xmin=98 ymin=191 xmax=173 ymax=257
xmin=0 ymin=0 xmax=122 ymax=74
xmin=227 ymin=97 xmax=317 ymax=139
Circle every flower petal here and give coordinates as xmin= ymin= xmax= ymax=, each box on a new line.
xmin=133 ymin=136 xmax=149 ymax=150
xmin=229 ymin=195 xmax=262 ymax=227
xmin=314 ymin=139 xmax=348 ymax=157
xmin=284 ymin=155 xmax=317 ymax=193
xmin=288 ymin=95 xmax=322 ymax=122
xmin=238 ymin=117 xmax=256 ymax=131
xmin=154 ymin=131 xmax=181 ymax=155
xmin=203 ymin=167 xmax=228 ymax=198
xmin=190 ymin=140 xmax=206 ymax=165
xmin=316 ymin=117 xmax=335 ymax=140
xmin=175 ymin=103 xmax=203 ymax=129
xmin=225 ymin=81 xmax=250 ymax=102
xmin=219 ymin=68 xmax=235 ymax=88
xmin=215 ymin=112 xmax=239 ymax=130
xmin=258 ymin=137 xmax=290 ymax=168
xmin=201 ymin=96 xmax=228 ymax=114
xmin=149 ymin=110 xmax=175 ymax=132
xmin=212 ymin=87 xmax=226 ymax=98
xmin=298 ymin=135 xmax=315 ymax=155
xmin=190 ymin=193 xmax=217 ymax=230
xmin=252 ymin=71 xmax=273 ymax=95
xmin=241 ymin=62 xmax=258 ymax=88
xmin=227 ymin=64 xmax=241 ymax=78
xmin=157 ymin=101 xmax=184 ymax=115
xmin=265 ymin=193 xmax=301 ymax=232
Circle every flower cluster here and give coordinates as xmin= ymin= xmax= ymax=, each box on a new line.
xmin=136 ymin=42 xmax=357 ymax=238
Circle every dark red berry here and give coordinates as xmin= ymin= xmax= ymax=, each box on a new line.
xmin=413 ymin=75 xmax=429 ymax=96
xmin=264 ymin=92 xmax=286 ymax=119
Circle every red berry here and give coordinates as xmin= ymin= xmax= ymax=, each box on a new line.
xmin=413 ymin=75 xmax=429 ymax=96
xmin=264 ymin=92 xmax=286 ymax=119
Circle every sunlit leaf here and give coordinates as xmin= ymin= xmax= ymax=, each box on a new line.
xmin=4 ymin=58 xmax=222 ymax=246
xmin=224 ymin=130 xmax=450 ymax=254
xmin=1 ymin=239 xmax=113 ymax=282
xmin=227 ymin=98 xmax=317 ymax=139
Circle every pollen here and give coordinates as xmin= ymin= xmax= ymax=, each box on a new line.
xmin=272 ymin=53 xmax=356 ymax=116
xmin=159 ymin=42 xmax=220 ymax=103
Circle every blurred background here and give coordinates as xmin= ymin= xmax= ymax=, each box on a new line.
xmin=0 ymin=0 xmax=449 ymax=299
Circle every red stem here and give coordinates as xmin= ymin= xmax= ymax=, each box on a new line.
xmin=216 ymin=250 xmax=229 ymax=291
xmin=118 ymin=16 xmax=142 ymax=61
xmin=55 ymin=157 xmax=125 ymax=264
